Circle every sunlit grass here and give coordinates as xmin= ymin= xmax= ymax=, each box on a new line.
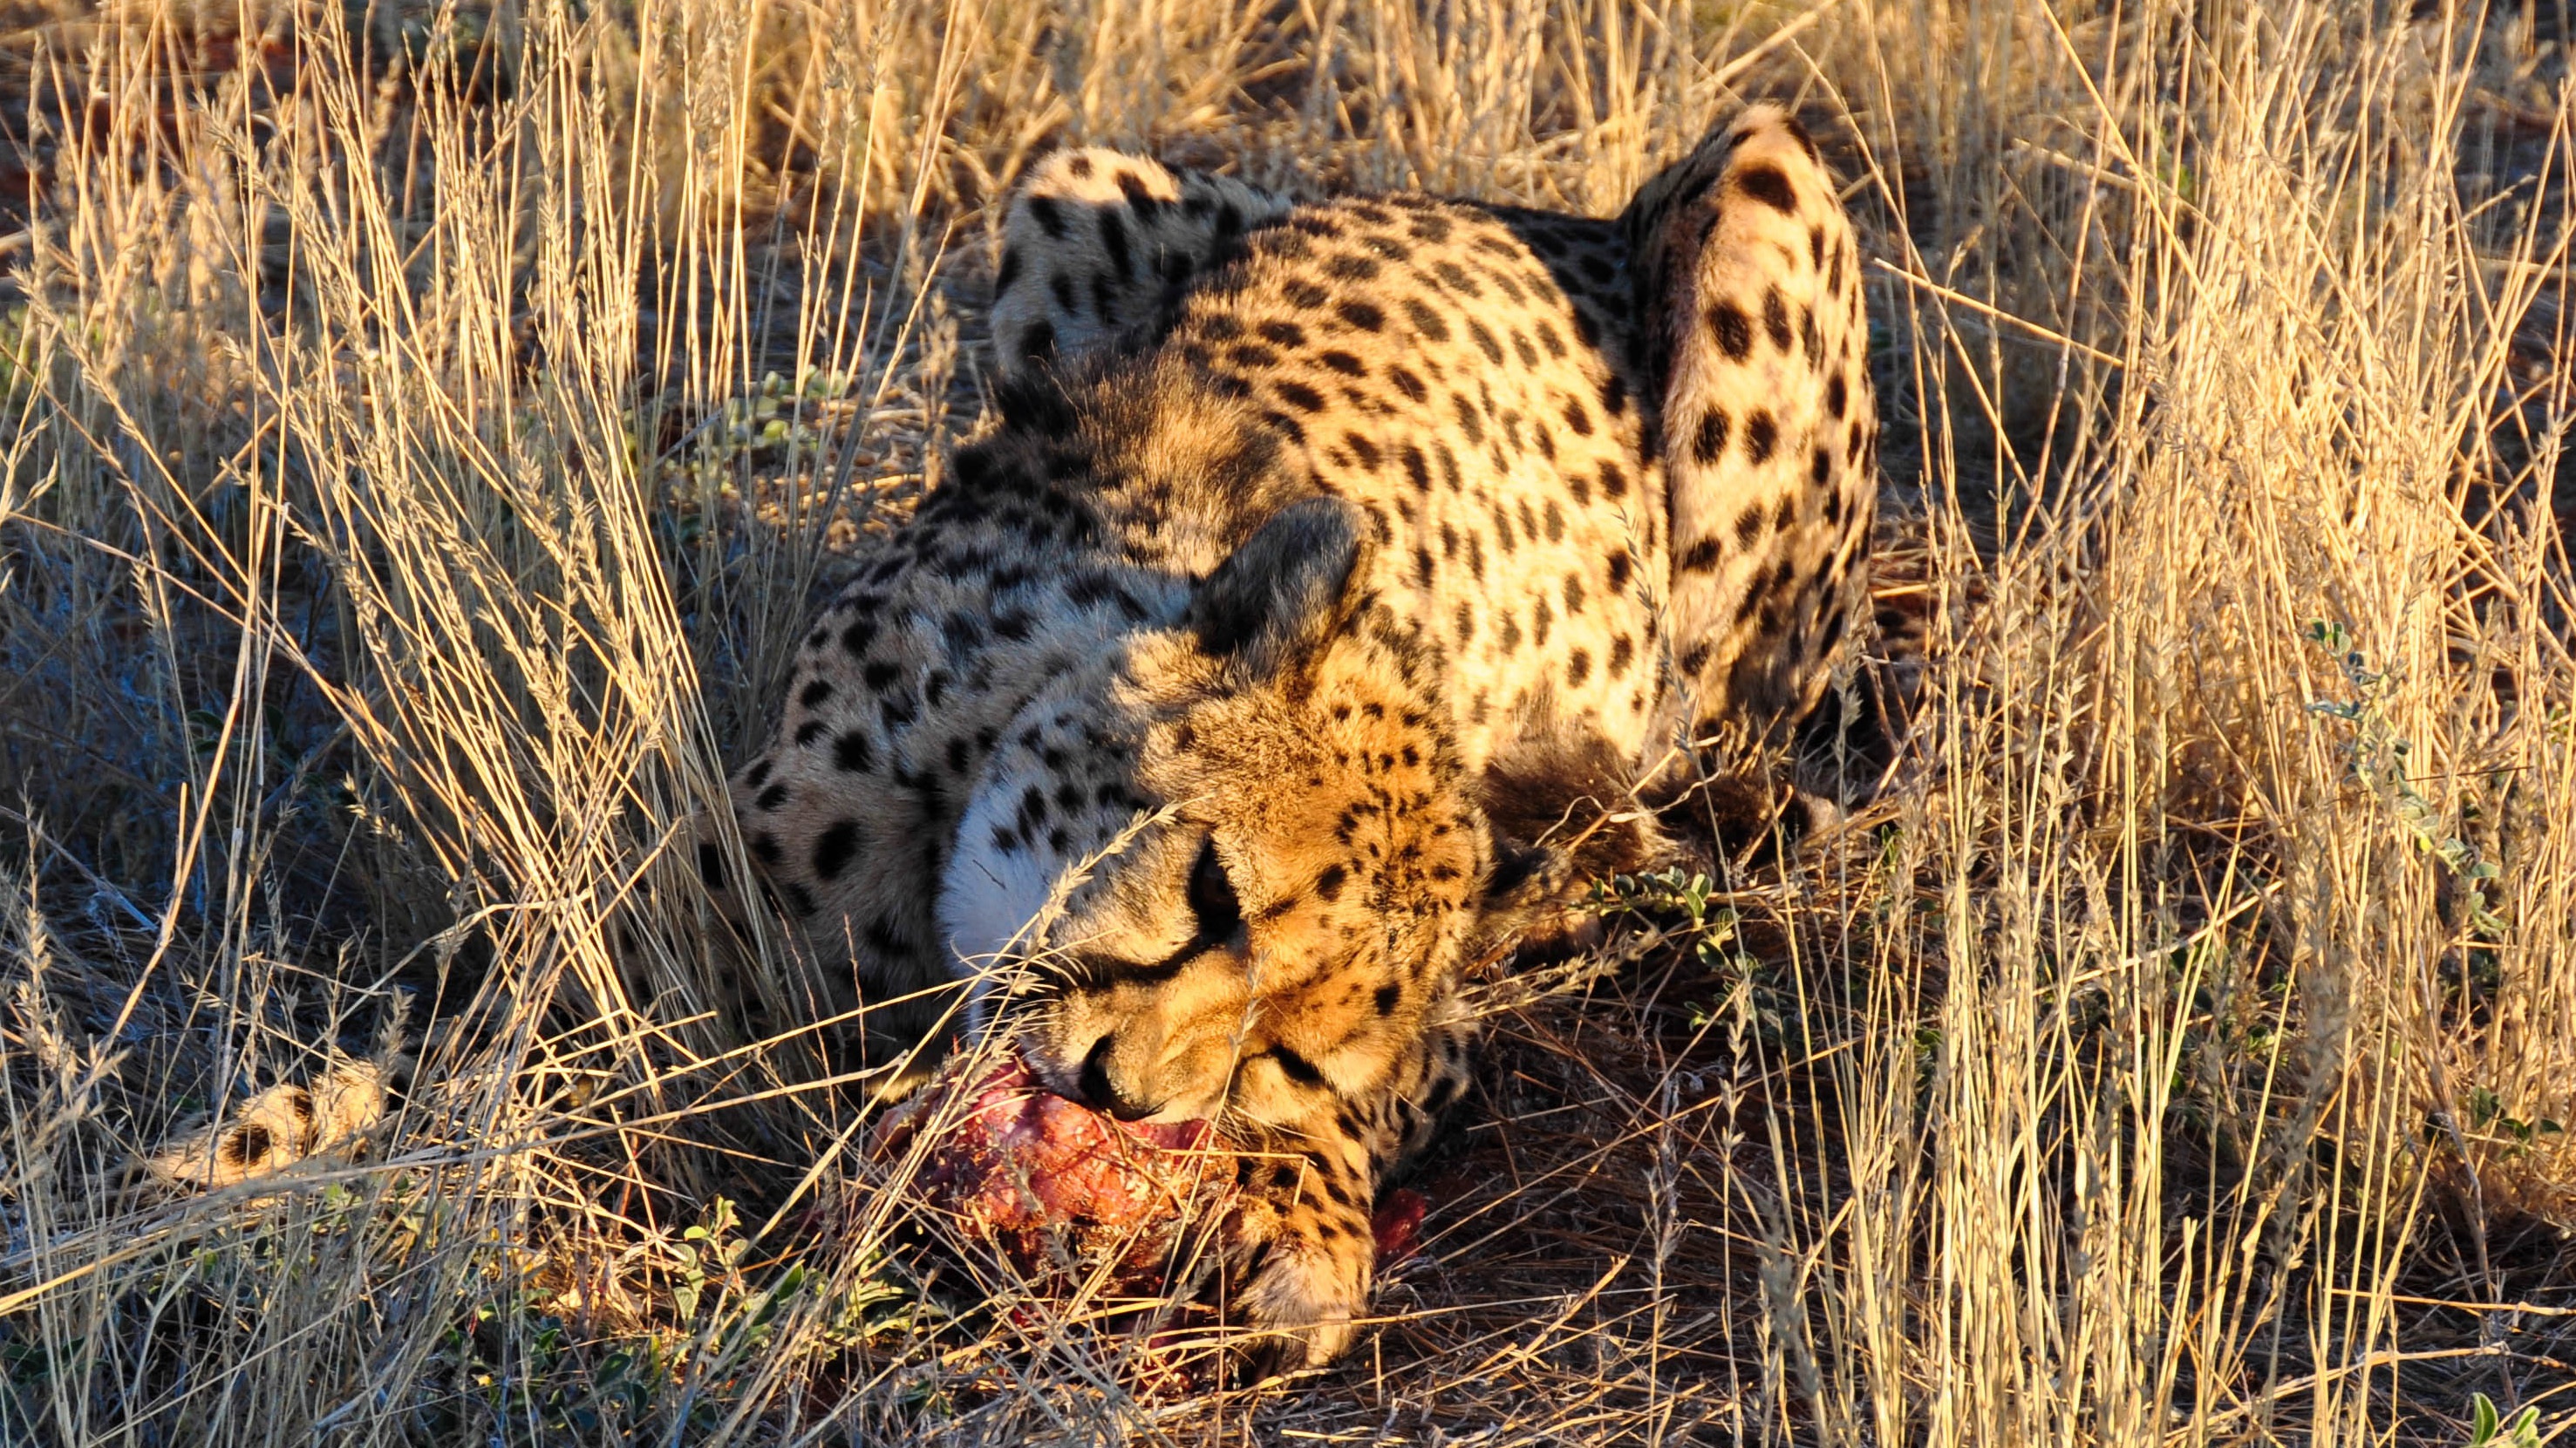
xmin=2 ymin=0 xmax=2571 ymax=1441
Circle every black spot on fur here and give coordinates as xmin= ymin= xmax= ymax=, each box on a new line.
xmin=1434 ymin=439 xmax=1463 ymax=492
xmin=1734 ymin=162 xmax=1799 ymax=214
xmin=1707 ymin=300 xmax=1753 ymax=360
xmin=1764 ymin=286 xmax=1794 ymax=350
xmin=835 ymin=730 xmax=875 ymax=773
xmin=1746 ymin=410 xmax=1778 ymax=464
xmin=1693 ymin=409 xmax=1731 ymax=465
xmin=812 ymin=819 xmax=860 ymax=880
xmin=1734 ymin=502 xmax=1768 ymax=547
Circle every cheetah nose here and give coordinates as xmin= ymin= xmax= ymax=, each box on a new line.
xmin=1075 ymin=1034 xmax=1162 ymax=1121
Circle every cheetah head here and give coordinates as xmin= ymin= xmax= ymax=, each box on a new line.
xmin=937 ymin=497 xmax=1502 ymax=1132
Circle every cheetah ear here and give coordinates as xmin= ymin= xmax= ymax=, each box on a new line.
xmin=1187 ymin=495 xmax=1373 ymax=675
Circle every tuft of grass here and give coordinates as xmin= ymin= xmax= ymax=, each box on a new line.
xmin=2 ymin=0 xmax=2572 ymax=1442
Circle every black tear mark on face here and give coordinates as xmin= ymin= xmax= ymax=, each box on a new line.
xmin=1268 ymin=1045 xmax=1325 ymax=1086
xmin=1187 ymin=835 xmax=1243 ymax=944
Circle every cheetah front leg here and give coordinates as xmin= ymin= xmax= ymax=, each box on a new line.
xmin=1622 ymin=105 xmax=1878 ymax=765
xmin=1222 ymin=999 xmax=1474 ymax=1378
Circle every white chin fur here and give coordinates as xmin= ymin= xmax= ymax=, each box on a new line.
xmin=936 ymin=785 xmax=1067 ymax=1031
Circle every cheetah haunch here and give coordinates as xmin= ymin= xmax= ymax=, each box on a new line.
xmin=708 ymin=105 xmax=1876 ymax=1373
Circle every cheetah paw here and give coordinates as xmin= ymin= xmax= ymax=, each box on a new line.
xmin=1228 ymin=1227 xmax=1373 ymax=1381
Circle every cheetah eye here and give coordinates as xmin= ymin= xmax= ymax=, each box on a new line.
xmin=1186 ymin=836 xmax=1243 ymax=945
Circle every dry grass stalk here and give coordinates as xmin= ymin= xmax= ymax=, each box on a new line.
xmin=0 ymin=0 xmax=2571 ymax=1442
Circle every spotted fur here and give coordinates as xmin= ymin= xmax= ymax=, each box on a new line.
xmin=989 ymin=146 xmax=1296 ymax=377
xmin=709 ymin=105 xmax=1877 ymax=1372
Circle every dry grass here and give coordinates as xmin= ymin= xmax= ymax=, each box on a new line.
xmin=2 ymin=0 xmax=2573 ymax=1441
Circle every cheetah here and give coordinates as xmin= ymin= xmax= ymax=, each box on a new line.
xmin=705 ymin=105 xmax=1877 ymax=1372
